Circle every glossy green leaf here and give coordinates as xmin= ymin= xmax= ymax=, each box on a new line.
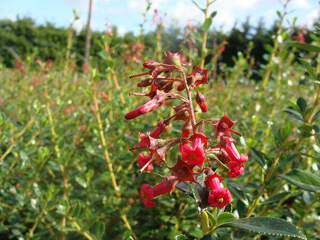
xmin=281 ymin=169 xmax=320 ymax=192
xmin=216 ymin=212 xmax=236 ymax=226
xmin=219 ymin=217 xmax=306 ymax=239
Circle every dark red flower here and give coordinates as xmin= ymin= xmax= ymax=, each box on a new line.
xmin=138 ymin=153 xmax=153 ymax=173
xmin=125 ymin=93 xmax=166 ymax=120
xmin=133 ymin=133 xmax=156 ymax=150
xmin=140 ymin=184 xmax=156 ymax=208
xmin=196 ymin=92 xmax=208 ymax=112
xmin=150 ymin=120 xmax=169 ymax=138
xmin=171 ymin=158 xmax=196 ymax=182
xmin=214 ymin=114 xmax=240 ymax=137
xmin=191 ymin=66 xmax=208 ymax=86
xmin=152 ymin=176 xmax=177 ymax=197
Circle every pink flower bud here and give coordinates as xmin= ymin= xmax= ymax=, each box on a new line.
xmin=196 ymin=92 xmax=208 ymax=112
xmin=125 ymin=94 xmax=166 ymax=120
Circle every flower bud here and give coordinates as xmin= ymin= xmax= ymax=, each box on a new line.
xmin=196 ymin=92 xmax=208 ymax=112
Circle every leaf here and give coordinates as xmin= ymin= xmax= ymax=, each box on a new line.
xmin=281 ymin=169 xmax=320 ymax=192
xmin=250 ymin=148 xmax=267 ymax=168
xmin=287 ymin=41 xmax=320 ymax=52
xmin=216 ymin=212 xmax=235 ymax=226
xmin=284 ymin=108 xmax=304 ymax=122
xmin=202 ymin=18 xmax=213 ymax=32
xmin=297 ymin=97 xmax=307 ymax=113
xmin=210 ymin=11 xmax=217 ymax=19
xmin=219 ymin=217 xmax=306 ymax=239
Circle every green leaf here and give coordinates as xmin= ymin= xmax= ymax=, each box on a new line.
xmin=250 ymin=148 xmax=267 ymax=168
xmin=287 ymin=41 xmax=320 ymax=52
xmin=216 ymin=212 xmax=235 ymax=226
xmin=202 ymin=18 xmax=213 ymax=32
xmin=219 ymin=217 xmax=306 ymax=239
xmin=297 ymin=97 xmax=307 ymax=113
xmin=284 ymin=108 xmax=304 ymax=122
xmin=281 ymin=169 xmax=320 ymax=192
xmin=210 ymin=11 xmax=217 ymax=19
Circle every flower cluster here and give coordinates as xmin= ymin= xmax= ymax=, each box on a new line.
xmin=125 ymin=52 xmax=248 ymax=210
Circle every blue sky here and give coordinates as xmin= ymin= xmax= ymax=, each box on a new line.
xmin=1 ymin=0 xmax=318 ymax=34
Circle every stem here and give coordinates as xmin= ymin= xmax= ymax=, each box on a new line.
xmin=180 ymin=70 xmax=196 ymax=132
xmin=246 ymin=154 xmax=280 ymax=217
xmin=200 ymin=0 xmax=211 ymax=68
xmin=92 ymin=82 xmax=135 ymax=236
xmin=44 ymin=85 xmax=68 ymax=240
xmin=0 ymin=118 xmax=34 ymax=162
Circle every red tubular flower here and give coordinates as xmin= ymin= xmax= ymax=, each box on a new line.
xmin=125 ymin=93 xmax=166 ymax=120
xmin=133 ymin=133 xmax=156 ymax=150
xmin=140 ymin=177 xmax=177 ymax=208
xmin=179 ymin=142 xmax=205 ymax=166
xmin=208 ymin=187 xmax=232 ymax=209
xmin=152 ymin=176 xmax=177 ymax=197
xmin=150 ymin=120 xmax=169 ymax=138
xmin=171 ymin=158 xmax=196 ymax=182
xmin=138 ymin=153 xmax=153 ymax=173
xmin=227 ymin=154 xmax=248 ymax=178
xmin=228 ymin=161 xmax=245 ymax=178
xmin=196 ymin=92 xmax=208 ymax=112
xmin=190 ymin=132 xmax=208 ymax=148
xmin=140 ymin=184 xmax=156 ymax=208
xmin=206 ymin=176 xmax=232 ymax=209
xmin=181 ymin=121 xmax=192 ymax=138
xmin=205 ymin=172 xmax=223 ymax=190
xmin=190 ymin=66 xmax=208 ymax=86
xmin=214 ymin=114 xmax=240 ymax=137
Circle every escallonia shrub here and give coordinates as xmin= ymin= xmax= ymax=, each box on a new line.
xmin=125 ymin=52 xmax=248 ymax=210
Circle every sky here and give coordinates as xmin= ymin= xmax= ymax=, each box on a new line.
xmin=0 ymin=0 xmax=319 ymax=34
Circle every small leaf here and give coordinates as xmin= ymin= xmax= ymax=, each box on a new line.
xmin=216 ymin=212 xmax=235 ymax=226
xmin=210 ymin=11 xmax=217 ymax=19
xmin=281 ymin=169 xmax=320 ymax=192
xmin=297 ymin=97 xmax=307 ymax=113
xmin=219 ymin=217 xmax=306 ymax=239
xmin=284 ymin=108 xmax=303 ymax=122
xmin=250 ymin=148 xmax=267 ymax=168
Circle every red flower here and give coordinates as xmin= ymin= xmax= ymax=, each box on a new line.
xmin=140 ymin=176 xmax=177 ymax=207
xmin=140 ymin=184 xmax=156 ymax=208
xmin=133 ymin=133 xmax=157 ymax=150
xmin=190 ymin=132 xmax=208 ymax=148
xmin=150 ymin=120 xmax=169 ymax=138
xmin=191 ymin=66 xmax=208 ymax=86
xmin=171 ymin=158 xmax=196 ymax=182
xmin=214 ymin=114 xmax=240 ymax=137
xmin=227 ymin=154 xmax=248 ymax=178
xmin=125 ymin=94 xmax=166 ymax=120
xmin=206 ymin=176 xmax=232 ymax=208
xmin=208 ymin=187 xmax=232 ymax=209
xmin=138 ymin=154 xmax=153 ymax=173
xmin=179 ymin=142 xmax=205 ymax=166
xmin=152 ymin=176 xmax=177 ymax=196
xmin=196 ymin=92 xmax=208 ymax=112
xmin=181 ymin=121 xmax=192 ymax=138
xmin=228 ymin=161 xmax=245 ymax=178
xmin=205 ymin=172 xmax=223 ymax=190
